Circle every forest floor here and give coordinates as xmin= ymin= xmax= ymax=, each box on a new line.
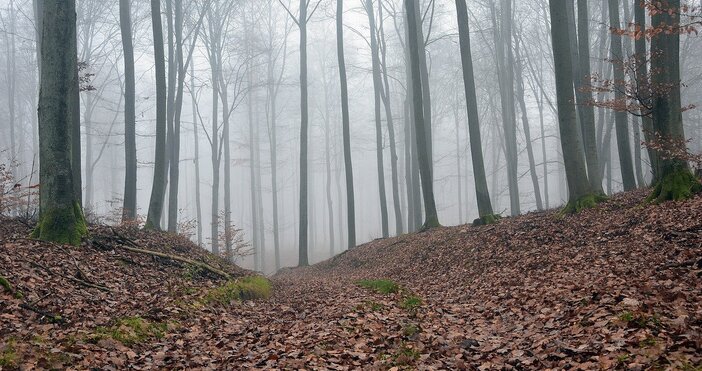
xmin=1 ymin=190 xmax=702 ymax=370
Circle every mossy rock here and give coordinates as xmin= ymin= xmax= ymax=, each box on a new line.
xmin=647 ymin=168 xmax=702 ymax=203
xmin=32 ymin=201 xmax=87 ymax=246
xmin=204 ymin=276 xmax=272 ymax=305
xmin=473 ymin=214 xmax=501 ymax=226
xmin=559 ymin=193 xmax=608 ymax=215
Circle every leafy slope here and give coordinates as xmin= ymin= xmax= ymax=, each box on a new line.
xmin=1 ymin=190 xmax=701 ymax=369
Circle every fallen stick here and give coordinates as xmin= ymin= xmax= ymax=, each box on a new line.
xmin=108 ymin=228 xmax=232 ymax=281
xmin=19 ymin=303 xmax=65 ymax=323
xmin=115 ymin=245 xmax=232 ymax=281
xmin=27 ymin=260 xmax=111 ymax=293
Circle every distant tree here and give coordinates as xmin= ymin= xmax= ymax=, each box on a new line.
xmin=336 ymin=0 xmax=357 ymax=249
xmin=278 ymin=0 xmax=322 ymax=266
xmin=608 ymin=0 xmax=637 ymax=191
xmin=364 ymin=0 xmax=390 ymax=238
xmin=454 ymin=0 xmax=498 ymax=225
xmin=33 ymin=0 xmax=87 ymax=245
xmin=405 ymin=0 xmax=439 ymax=229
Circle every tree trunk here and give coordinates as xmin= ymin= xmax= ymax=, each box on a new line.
xmin=337 ymin=0 xmax=356 ymax=249
xmin=34 ymin=0 xmax=87 ymax=245
xmin=120 ymin=0 xmax=137 ymax=222
xmin=167 ymin=0 xmax=184 ymax=232
xmin=608 ymin=0 xmax=637 ymax=191
xmin=365 ymin=0 xmax=390 ymax=239
xmin=298 ymin=0 xmax=310 ymax=265
xmin=455 ymin=0 xmax=495 ymax=222
xmin=576 ymin=0 xmax=604 ymax=193
xmin=405 ymin=0 xmax=439 ymax=229
xmin=145 ymin=0 xmax=168 ymax=230
xmin=378 ymin=0 xmax=403 ymax=236
xmin=648 ymin=0 xmax=700 ymax=201
xmin=548 ymin=0 xmax=596 ymax=212
xmin=189 ymin=63 xmax=203 ymax=246
xmin=634 ymin=0 xmax=658 ymax=183
xmin=490 ymin=0 xmax=520 ymax=216
xmin=514 ymin=36 xmax=543 ymax=211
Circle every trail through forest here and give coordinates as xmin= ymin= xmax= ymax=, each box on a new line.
xmin=1 ymin=190 xmax=701 ymax=370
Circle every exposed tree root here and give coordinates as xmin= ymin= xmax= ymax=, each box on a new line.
xmin=646 ymin=168 xmax=702 ymax=203
xmin=472 ymin=214 xmax=502 ymax=226
xmin=27 ymin=260 xmax=111 ymax=293
xmin=559 ymin=193 xmax=607 ymax=215
xmin=420 ymin=216 xmax=441 ymax=232
xmin=19 ymin=303 xmax=65 ymax=323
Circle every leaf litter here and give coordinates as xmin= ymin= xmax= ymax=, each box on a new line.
xmin=1 ymin=190 xmax=701 ymax=369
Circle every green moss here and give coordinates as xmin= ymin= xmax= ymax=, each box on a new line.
xmin=402 ymin=323 xmax=421 ymax=337
xmin=394 ymin=343 xmax=420 ymax=365
xmin=355 ymin=301 xmax=384 ymax=312
xmin=92 ymin=317 xmax=168 ymax=346
xmin=204 ymin=276 xmax=272 ymax=305
xmin=647 ymin=168 xmax=702 ymax=203
xmin=0 ymin=276 xmax=22 ymax=299
xmin=356 ymin=279 xmax=399 ymax=294
xmin=559 ymin=193 xmax=607 ymax=215
xmin=400 ymin=296 xmax=422 ymax=311
xmin=32 ymin=201 xmax=87 ymax=246
xmin=0 ymin=339 xmax=16 ymax=367
xmin=420 ymin=215 xmax=441 ymax=231
xmin=473 ymin=213 xmax=501 ymax=226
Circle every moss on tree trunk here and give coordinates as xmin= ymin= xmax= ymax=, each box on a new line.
xmin=647 ymin=168 xmax=701 ymax=203
xmin=473 ymin=214 xmax=502 ymax=226
xmin=559 ymin=193 xmax=607 ymax=215
xmin=32 ymin=201 xmax=87 ymax=246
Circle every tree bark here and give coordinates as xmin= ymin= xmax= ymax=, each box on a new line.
xmin=548 ymin=0 xmax=596 ymax=211
xmin=608 ymin=0 xmax=637 ymax=191
xmin=455 ymin=0 xmax=495 ymax=221
xmin=145 ymin=0 xmax=169 ymax=230
xmin=337 ymin=0 xmax=356 ymax=249
xmin=405 ymin=0 xmax=438 ymax=229
xmin=34 ymin=0 xmax=87 ymax=245
xmin=120 ymin=0 xmax=137 ymax=222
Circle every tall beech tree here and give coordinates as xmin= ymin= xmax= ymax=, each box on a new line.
xmin=454 ymin=0 xmax=497 ymax=225
xmin=337 ymin=0 xmax=356 ymax=249
xmin=364 ymin=0 xmax=389 ymax=238
xmin=120 ymin=0 xmax=137 ymax=222
xmin=548 ymin=0 xmax=601 ymax=213
xmin=405 ymin=0 xmax=438 ymax=229
xmin=648 ymin=0 xmax=701 ymax=201
xmin=34 ymin=0 xmax=87 ymax=245
xmin=608 ymin=0 xmax=637 ymax=191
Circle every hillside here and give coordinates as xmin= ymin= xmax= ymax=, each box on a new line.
xmin=1 ymin=190 xmax=702 ymax=369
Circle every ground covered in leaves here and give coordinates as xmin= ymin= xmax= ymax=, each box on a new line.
xmin=2 ymin=190 xmax=702 ymax=370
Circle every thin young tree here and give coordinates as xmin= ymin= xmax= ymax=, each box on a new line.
xmin=608 ymin=0 xmax=637 ymax=191
xmin=405 ymin=0 xmax=438 ymax=229
xmin=454 ymin=0 xmax=497 ymax=225
xmin=336 ymin=0 xmax=356 ymax=249
xmin=120 ymin=0 xmax=137 ymax=221
xmin=278 ymin=0 xmax=322 ymax=266
xmin=364 ymin=0 xmax=390 ymax=238
xmin=145 ymin=0 xmax=169 ymax=230
xmin=33 ymin=0 xmax=87 ymax=245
